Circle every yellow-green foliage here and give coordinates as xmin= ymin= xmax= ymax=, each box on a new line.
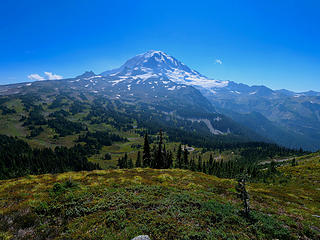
xmin=0 ymin=153 xmax=319 ymax=239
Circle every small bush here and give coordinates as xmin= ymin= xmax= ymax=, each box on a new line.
xmin=51 ymin=179 xmax=79 ymax=196
xmin=13 ymin=212 xmax=38 ymax=229
xmin=250 ymin=211 xmax=292 ymax=240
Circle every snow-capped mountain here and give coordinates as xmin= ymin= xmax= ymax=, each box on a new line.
xmin=101 ymin=50 xmax=229 ymax=89
xmin=99 ymin=50 xmax=320 ymax=150
xmin=1 ymin=50 xmax=319 ymax=150
xmin=101 ymin=50 xmax=318 ymax=99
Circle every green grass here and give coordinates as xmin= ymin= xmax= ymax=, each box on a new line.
xmin=0 ymin=115 xmax=26 ymax=137
xmin=0 ymin=153 xmax=319 ymax=239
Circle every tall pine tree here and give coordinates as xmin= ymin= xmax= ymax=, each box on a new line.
xmin=128 ymin=157 xmax=133 ymax=169
xmin=208 ymin=154 xmax=214 ymax=174
xmin=136 ymin=151 xmax=142 ymax=168
xmin=176 ymin=144 xmax=182 ymax=168
xmin=198 ymin=155 xmax=202 ymax=172
xmin=142 ymin=133 xmax=151 ymax=167
xmin=183 ymin=147 xmax=189 ymax=169
xmin=155 ymin=130 xmax=164 ymax=168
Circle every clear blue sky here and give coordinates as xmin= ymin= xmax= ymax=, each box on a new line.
xmin=0 ymin=0 xmax=319 ymax=92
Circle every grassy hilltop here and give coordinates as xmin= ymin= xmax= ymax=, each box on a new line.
xmin=0 ymin=153 xmax=319 ymax=240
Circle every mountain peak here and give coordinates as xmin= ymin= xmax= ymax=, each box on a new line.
xmin=76 ymin=71 xmax=96 ymax=79
xmin=140 ymin=50 xmax=171 ymax=61
xmin=100 ymin=51 xmax=229 ymax=89
xmin=142 ymin=49 xmax=167 ymax=56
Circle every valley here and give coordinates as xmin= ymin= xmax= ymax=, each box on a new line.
xmin=0 ymin=50 xmax=319 ymax=239
xmin=2 ymin=1 xmax=320 ymax=239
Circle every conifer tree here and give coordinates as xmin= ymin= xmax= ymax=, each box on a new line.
xmin=117 ymin=157 xmax=122 ymax=169
xmin=208 ymin=154 xmax=214 ymax=174
xmin=163 ymin=144 xmax=167 ymax=168
xmin=128 ymin=158 xmax=133 ymax=169
xmin=269 ymin=160 xmax=277 ymax=174
xmin=183 ymin=147 xmax=189 ymax=169
xmin=123 ymin=153 xmax=128 ymax=168
xmin=198 ymin=155 xmax=202 ymax=172
xmin=136 ymin=151 xmax=142 ymax=167
xmin=202 ymin=160 xmax=206 ymax=173
xmin=190 ymin=157 xmax=196 ymax=171
xmin=142 ymin=133 xmax=151 ymax=167
xmin=155 ymin=130 xmax=164 ymax=168
xmin=150 ymin=145 xmax=157 ymax=168
xmin=167 ymin=151 xmax=173 ymax=168
xmin=176 ymin=144 xmax=182 ymax=168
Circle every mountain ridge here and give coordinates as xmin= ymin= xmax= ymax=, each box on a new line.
xmin=0 ymin=50 xmax=319 ymax=150
xmin=97 ymin=50 xmax=320 ymax=150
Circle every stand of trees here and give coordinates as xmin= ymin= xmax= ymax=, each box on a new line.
xmin=118 ymin=130 xmax=302 ymax=181
xmin=77 ymin=131 xmax=127 ymax=155
xmin=118 ymin=131 xmax=173 ymax=169
xmin=0 ymin=135 xmax=100 ymax=179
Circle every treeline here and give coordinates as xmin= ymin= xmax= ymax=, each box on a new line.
xmin=118 ymin=131 xmax=302 ymax=180
xmin=135 ymin=126 xmax=302 ymax=162
xmin=0 ymin=135 xmax=99 ymax=179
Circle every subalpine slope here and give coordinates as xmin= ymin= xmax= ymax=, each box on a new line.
xmin=0 ymin=153 xmax=319 ymax=240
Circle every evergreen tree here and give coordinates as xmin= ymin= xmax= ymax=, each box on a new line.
xmin=208 ymin=154 xmax=214 ymax=174
xmin=117 ymin=157 xmax=122 ymax=169
xmin=198 ymin=155 xmax=202 ymax=172
xmin=123 ymin=153 xmax=128 ymax=168
xmin=142 ymin=133 xmax=151 ymax=167
xmin=190 ymin=157 xmax=196 ymax=171
xmin=167 ymin=151 xmax=173 ymax=168
xmin=183 ymin=147 xmax=189 ymax=169
xmin=176 ymin=144 xmax=182 ymax=168
xmin=150 ymin=145 xmax=157 ymax=168
xmin=155 ymin=130 xmax=164 ymax=168
xmin=128 ymin=158 xmax=133 ymax=169
xmin=163 ymin=144 xmax=167 ymax=168
xmin=269 ymin=160 xmax=277 ymax=174
xmin=136 ymin=151 xmax=142 ymax=167
xmin=202 ymin=160 xmax=206 ymax=173
xmin=291 ymin=158 xmax=297 ymax=166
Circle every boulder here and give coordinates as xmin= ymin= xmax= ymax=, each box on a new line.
xmin=131 ymin=235 xmax=151 ymax=240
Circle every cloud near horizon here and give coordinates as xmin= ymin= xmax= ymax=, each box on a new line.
xmin=28 ymin=72 xmax=63 ymax=81
xmin=44 ymin=72 xmax=63 ymax=80
xmin=215 ymin=59 xmax=223 ymax=65
xmin=27 ymin=73 xmax=45 ymax=81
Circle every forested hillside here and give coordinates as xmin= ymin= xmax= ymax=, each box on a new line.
xmin=0 ymin=89 xmax=303 ymax=180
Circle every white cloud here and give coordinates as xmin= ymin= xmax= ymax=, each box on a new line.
xmin=215 ymin=59 xmax=223 ymax=65
xmin=27 ymin=72 xmax=63 ymax=81
xmin=28 ymin=73 xmax=45 ymax=81
xmin=44 ymin=72 xmax=63 ymax=80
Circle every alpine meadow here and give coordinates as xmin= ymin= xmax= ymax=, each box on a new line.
xmin=0 ymin=1 xmax=319 ymax=240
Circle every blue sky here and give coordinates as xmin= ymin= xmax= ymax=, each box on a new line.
xmin=0 ymin=0 xmax=319 ymax=92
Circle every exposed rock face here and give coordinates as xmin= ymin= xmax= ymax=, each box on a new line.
xmin=131 ymin=235 xmax=151 ymax=240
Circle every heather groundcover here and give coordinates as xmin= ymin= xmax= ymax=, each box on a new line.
xmin=0 ymin=154 xmax=319 ymax=240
